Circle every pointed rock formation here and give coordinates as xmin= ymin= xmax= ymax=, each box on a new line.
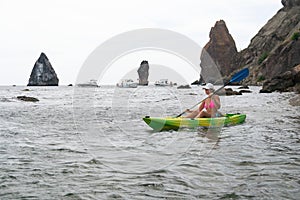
xmin=28 ymin=53 xmax=59 ymax=86
xmin=137 ymin=60 xmax=149 ymax=85
xmin=201 ymin=20 xmax=238 ymax=77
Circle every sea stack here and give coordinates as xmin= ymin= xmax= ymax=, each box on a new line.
xmin=201 ymin=20 xmax=238 ymax=77
xmin=27 ymin=52 xmax=59 ymax=86
xmin=137 ymin=60 xmax=149 ymax=85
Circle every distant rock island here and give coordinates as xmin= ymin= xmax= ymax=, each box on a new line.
xmin=28 ymin=52 xmax=59 ymax=86
xmin=201 ymin=0 xmax=300 ymax=92
xmin=137 ymin=60 xmax=149 ymax=85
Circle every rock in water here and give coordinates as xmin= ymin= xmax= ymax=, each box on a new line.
xmin=289 ymin=94 xmax=300 ymax=106
xmin=177 ymin=85 xmax=191 ymax=89
xmin=260 ymin=64 xmax=300 ymax=93
xmin=201 ymin=20 xmax=238 ymax=77
xmin=137 ymin=60 xmax=149 ymax=85
xmin=27 ymin=53 xmax=59 ymax=86
xmin=17 ymin=96 xmax=39 ymax=102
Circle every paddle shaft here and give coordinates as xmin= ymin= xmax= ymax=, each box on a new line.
xmin=174 ymin=68 xmax=249 ymax=118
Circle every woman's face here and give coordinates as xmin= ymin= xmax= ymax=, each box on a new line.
xmin=204 ymin=89 xmax=210 ymax=95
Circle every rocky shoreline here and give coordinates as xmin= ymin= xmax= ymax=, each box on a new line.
xmin=260 ymin=64 xmax=300 ymax=93
xmin=200 ymin=0 xmax=300 ymax=93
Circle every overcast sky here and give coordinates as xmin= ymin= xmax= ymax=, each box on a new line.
xmin=0 ymin=0 xmax=282 ymax=85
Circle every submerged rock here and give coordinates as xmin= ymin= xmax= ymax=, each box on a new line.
xmin=28 ymin=52 xmax=59 ymax=86
xmin=137 ymin=60 xmax=149 ymax=86
xmin=17 ymin=96 xmax=39 ymax=102
xmin=225 ymin=88 xmax=242 ymax=96
xmin=177 ymin=85 xmax=191 ymax=89
xmin=217 ymin=88 xmax=250 ymax=95
xmin=239 ymin=90 xmax=252 ymax=94
xmin=238 ymin=85 xmax=249 ymax=89
xmin=289 ymin=94 xmax=300 ymax=106
xmin=259 ymin=89 xmax=272 ymax=94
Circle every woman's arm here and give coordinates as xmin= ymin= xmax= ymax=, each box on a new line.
xmin=212 ymin=95 xmax=221 ymax=109
xmin=198 ymin=101 xmax=205 ymax=111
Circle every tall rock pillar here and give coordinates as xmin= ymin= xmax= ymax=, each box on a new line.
xmin=201 ymin=20 xmax=238 ymax=77
xmin=137 ymin=60 xmax=149 ymax=85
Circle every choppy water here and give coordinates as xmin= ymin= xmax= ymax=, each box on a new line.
xmin=0 ymin=85 xmax=299 ymax=199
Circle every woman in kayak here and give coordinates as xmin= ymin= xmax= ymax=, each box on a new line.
xmin=185 ymin=83 xmax=221 ymax=118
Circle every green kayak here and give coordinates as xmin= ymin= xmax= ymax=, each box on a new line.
xmin=143 ymin=113 xmax=246 ymax=131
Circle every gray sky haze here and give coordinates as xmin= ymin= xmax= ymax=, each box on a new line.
xmin=0 ymin=0 xmax=282 ymax=85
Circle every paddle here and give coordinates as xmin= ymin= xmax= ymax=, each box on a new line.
xmin=175 ymin=68 xmax=249 ymax=118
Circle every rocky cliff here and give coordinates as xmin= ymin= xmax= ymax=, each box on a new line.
xmin=235 ymin=0 xmax=300 ymax=87
xmin=260 ymin=64 xmax=300 ymax=93
xmin=201 ymin=20 xmax=238 ymax=77
xmin=137 ymin=60 xmax=149 ymax=85
xmin=202 ymin=0 xmax=300 ymax=92
xmin=28 ymin=53 xmax=59 ymax=86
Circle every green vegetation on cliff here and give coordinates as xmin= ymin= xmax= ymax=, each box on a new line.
xmin=291 ymin=32 xmax=299 ymax=41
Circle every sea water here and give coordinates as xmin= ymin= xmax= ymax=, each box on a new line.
xmin=0 ymin=85 xmax=299 ymax=199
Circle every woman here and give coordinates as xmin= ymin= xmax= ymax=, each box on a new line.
xmin=185 ymin=83 xmax=221 ymax=118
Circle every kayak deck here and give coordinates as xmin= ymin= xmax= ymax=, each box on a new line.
xmin=143 ymin=113 xmax=246 ymax=131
